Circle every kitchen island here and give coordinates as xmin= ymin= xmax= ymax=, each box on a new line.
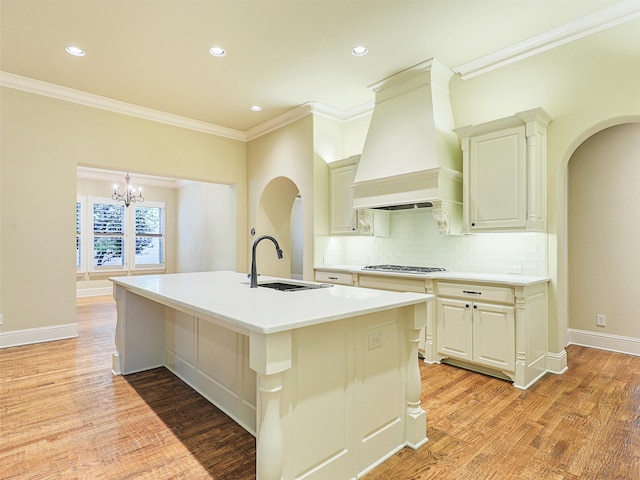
xmin=110 ymin=271 xmax=432 ymax=480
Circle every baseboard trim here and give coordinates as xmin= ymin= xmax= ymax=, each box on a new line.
xmin=0 ymin=323 xmax=79 ymax=349
xmin=546 ymin=349 xmax=568 ymax=374
xmin=567 ymin=328 xmax=640 ymax=357
xmin=77 ymin=287 xmax=112 ymax=298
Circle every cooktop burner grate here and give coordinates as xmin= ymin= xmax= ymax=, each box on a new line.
xmin=362 ymin=265 xmax=447 ymax=274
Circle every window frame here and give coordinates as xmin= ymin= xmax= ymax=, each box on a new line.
xmin=132 ymin=201 xmax=166 ymax=271
xmin=78 ymin=196 xmax=167 ymax=275
xmin=76 ymin=196 xmax=86 ymax=273
xmin=88 ymin=196 xmax=127 ymax=273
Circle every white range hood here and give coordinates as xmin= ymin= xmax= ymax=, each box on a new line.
xmin=351 ymin=58 xmax=463 ymax=233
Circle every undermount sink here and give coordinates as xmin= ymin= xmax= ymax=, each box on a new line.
xmin=258 ymin=281 xmax=333 ymax=292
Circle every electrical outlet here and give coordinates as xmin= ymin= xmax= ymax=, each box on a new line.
xmin=323 ymin=256 xmax=331 ymax=265
xmin=508 ymin=265 xmax=522 ymax=274
xmin=368 ymin=332 xmax=383 ymax=350
xmin=0 ymin=313 xmax=3 ymax=326
xmin=596 ymin=314 xmax=606 ymax=327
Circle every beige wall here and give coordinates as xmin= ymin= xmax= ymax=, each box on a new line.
xmin=449 ymin=18 xmax=640 ymax=356
xmin=0 ymin=87 xmax=247 ymax=335
xmin=247 ymin=115 xmax=315 ymax=280
xmin=568 ymin=123 xmax=640 ymax=338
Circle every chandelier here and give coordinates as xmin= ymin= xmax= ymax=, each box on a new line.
xmin=112 ymin=173 xmax=144 ymax=207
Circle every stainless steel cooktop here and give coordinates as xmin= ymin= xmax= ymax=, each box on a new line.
xmin=362 ymin=265 xmax=447 ymax=274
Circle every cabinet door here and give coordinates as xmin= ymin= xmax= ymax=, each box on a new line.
xmin=330 ymin=163 xmax=357 ymax=234
xmin=472 ymin=302 xmax=515 ymax=372
xmin=469 ymin=126 xmax=526 ymax=230
xmin=436 ymin=298 xmax=473 ymax=362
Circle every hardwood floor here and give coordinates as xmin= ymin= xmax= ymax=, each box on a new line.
xmin=1 ymin=296 xmax=638 ymax=479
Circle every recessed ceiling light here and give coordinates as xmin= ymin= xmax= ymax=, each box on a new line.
xmin=65 ymin=46 xmax=86 ymax=57
xmin=208 ymin=46 xmax=226 ymax=57
xmin=250 ymin=105 xmax=262 ymax=112
xmin=351 ymin=45 xmax=368 ymax=57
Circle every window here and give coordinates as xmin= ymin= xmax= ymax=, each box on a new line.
xmin=134 ymin=204 xmax=164 ymax=268
xmin=76 ymin=199 xmax=83 ymax=271
xmin=79 ymin=197 xmax=166 ymax=273
xmin=92 ymin=200 xmax=125 ymax=268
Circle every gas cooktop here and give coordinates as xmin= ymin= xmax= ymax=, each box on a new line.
xmin=362 ymin=265 xmax=447 ymax=274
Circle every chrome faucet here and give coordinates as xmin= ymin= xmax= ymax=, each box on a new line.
xmin=249 ymin=235 xmax=284 ymax=288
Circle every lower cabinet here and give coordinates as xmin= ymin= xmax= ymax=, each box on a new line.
xmin=437 ymin=297 xmax=515 ymax=372
xmin=435 ymin=280 xmax=547 ymax=389
xmin=315 ymin=269 xmax=549 ymax=389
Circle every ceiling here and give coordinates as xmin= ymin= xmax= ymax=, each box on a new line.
xmin=0 ymin=0 xmax=635 ymax=134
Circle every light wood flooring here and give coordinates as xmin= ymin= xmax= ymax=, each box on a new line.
xmin=0 ymin=296 xmax=638 ymax=479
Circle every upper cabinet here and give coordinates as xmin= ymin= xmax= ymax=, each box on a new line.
xmin=455 ymin=108 xmax=552 ymax=233
xmin=329 ymin=155 xmax=359 ymax=234
xmin=329 ymin=155 xmax=389 ymax=236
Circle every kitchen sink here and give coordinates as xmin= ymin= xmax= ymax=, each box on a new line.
xmin=258 ymin=281 xmax=332 ymax=292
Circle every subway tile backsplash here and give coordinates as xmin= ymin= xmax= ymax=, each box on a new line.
xmin=316 ymin=208 xmax=547 ymax=276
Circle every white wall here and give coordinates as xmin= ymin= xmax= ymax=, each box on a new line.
xmin=176 ymin=182 xmax=237 ymax=273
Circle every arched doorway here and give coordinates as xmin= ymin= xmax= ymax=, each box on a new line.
xmin=566 ymin=122 xmax=640 ymax=346
xmin=254 ymin=176 xmax=302 ymax=280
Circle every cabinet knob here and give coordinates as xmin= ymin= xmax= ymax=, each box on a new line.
xmin=473 ymin=305 xmax=477 ymax=309
xmin=465 ymin=304 xmax=470 ymax=308
xmin=471 ymin=223 xmax=475 ymax=227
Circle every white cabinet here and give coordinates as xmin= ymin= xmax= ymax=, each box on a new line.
xmin=329 ymin=156 xmax=389 ymax=236
xmin=455 ymin=108 xmax=551 ymax=233
xmin=437 ymin=297 xmax=515 ymax=372
xmin=329 ymin=156 xmax=359 ymax=234
xmin=314 ymin=270 xmax=355 ymax=286
xmin=434 ymin=280 xmax=547 ymax=389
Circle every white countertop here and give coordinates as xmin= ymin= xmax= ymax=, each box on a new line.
xmin=315 ymin=265 xmax=550 ymax=286
xmin=110 ymin=271 xmax=431 ymax=335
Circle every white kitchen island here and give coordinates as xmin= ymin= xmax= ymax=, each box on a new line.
xmin=110 ymin=271 xmax=432 ymax=480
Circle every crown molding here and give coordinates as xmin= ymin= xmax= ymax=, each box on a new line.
xmin=244 ymin=103 xmax=315 ymax=141
xmin=0 ymin=71 xmax=247 ymax=141
xmin=308 ymin=101 xmax=374 ymax=123
xmin=244 ymin=101 xmax=375 ymax=141
xmin=0 ymin=71 xmax=368 ymax=142
xmin=454 ymin=0 xmax=640 ymax=79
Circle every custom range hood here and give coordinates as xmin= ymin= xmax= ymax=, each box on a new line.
xmin=352 ymin=58 xmax=462 ymax=234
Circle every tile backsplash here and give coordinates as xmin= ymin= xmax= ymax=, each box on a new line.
xmin=316 ymin=208 xmax=547 ymax=276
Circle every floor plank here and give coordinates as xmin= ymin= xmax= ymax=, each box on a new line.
xmin=0 ymin=296 xmax=638 ymax=479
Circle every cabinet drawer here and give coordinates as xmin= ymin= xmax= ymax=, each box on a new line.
xmin=315 ymin=271 xmax=354 ymax=286
xmin=437 ymin=281 xmax=514 ymax=304
xmin=358 ymin=274 xmax=426 ymax=293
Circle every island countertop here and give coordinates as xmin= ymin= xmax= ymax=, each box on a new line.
xmin=110 ymin=270 xmax=432 ymax=335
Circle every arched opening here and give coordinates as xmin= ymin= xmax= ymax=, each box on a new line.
xmin=254 ymin=176 xmax=302 ymax=280
xmin=566 ymin=122 xmax=640 ymax=342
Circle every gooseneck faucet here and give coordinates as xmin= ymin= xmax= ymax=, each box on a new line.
xmin=249 ymin=235 xmax=284 ymax=288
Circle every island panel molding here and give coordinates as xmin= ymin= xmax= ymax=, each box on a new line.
xmin=110 ymin=271 xmax=431 ymax=480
